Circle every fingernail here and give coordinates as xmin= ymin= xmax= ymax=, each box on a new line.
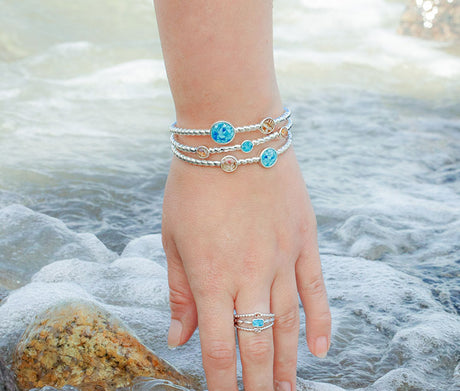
xmin=315 ymin=336 xmax=328 ymax=358
xmin=168 ymin=319 xmax=182 ymax=349
xmin=275 ymin=381 xmax=291 ymax=391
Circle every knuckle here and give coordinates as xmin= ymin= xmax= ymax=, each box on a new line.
xmin=169 ymin=286 xmax=194 ymax=317
xmin=192 ymin=277 xmax=222 ymax=299
xmin=275 ymin=352 xmax=298 ymax=369
xmin=243 ymin=335 xmax=273 ymax=362
xmin=299 ymin=216 xmax=318 ymax=237
xmin=299 ymin=272 xmax=327 ymax=298
xmin=308 ymin=308 xmax=332 ymax=328
xmin=316 ymin=308 xmax=332 ymax=324
xmin=203 ymin=341 xmax=235 ymax=370
xmin=275 ymin=306 xmax=300 ymax=332
xmin=169 ymin=285 xmax=192 ymax=307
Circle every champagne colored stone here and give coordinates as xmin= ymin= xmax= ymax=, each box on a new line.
xmin=196 ymin=146 xmax=209 ymax=159
xmin=260 ymin=117 xmax=275 ymax=134
xmin=220 ymin=156 xmax=238 ymax=172
xmin=279 ymin=127 xmax=289 ymax=138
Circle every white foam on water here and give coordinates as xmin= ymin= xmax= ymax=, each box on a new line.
xmin=31 ymin=257 xmax=169 ymax=308
xmin=273 ymin=0 xmax=460 ymax=97
xmin=0 ymin=204 xmax=116 ymax=289
xmin=60 ymin=59 xmax=166 ymax=86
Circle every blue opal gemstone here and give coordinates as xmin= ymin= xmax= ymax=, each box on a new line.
xmin=241 ymin=140 xmax=254 ymax=153
xmin=260 ymin=148 xmax=278 ymax=168
xmin=252 ymin=319 xmax=265 ymax=327
xmin=210 ymin=121 xmax=235 ymax=144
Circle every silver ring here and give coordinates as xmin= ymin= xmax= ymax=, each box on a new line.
xmin=234 ymin=312 xmax=275 ymax=333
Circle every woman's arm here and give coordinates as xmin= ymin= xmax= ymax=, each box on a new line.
xmin=154 ymin=1 xmax=331 ymax=390
xmin=154 ymin=0 xmax=282 ymax=128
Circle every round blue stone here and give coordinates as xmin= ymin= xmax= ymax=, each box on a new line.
xmin=210 ymin=121 xmax=235 ymax=144
xmin=241 ymin=140 xmax=253 ymax=153
xmin=260 ymin=148 xmax=278 ymax=168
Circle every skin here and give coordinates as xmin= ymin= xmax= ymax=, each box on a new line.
xmin=154 ymin=1 xmax=332 ymax=390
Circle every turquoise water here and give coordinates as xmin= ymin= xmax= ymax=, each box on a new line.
xmin=1 ymin=0 xmax=459 ymax=390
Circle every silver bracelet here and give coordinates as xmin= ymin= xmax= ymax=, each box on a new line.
xmin=169 ymin=107 xmax=291 ymax=145
xmin=170 ymin=118 xmax=292 ymax=159
xmin=171 ymin=130 xmax=292 ymax=173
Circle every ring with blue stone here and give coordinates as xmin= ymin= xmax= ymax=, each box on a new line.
xmin=234 ymin=312 xmax=275 ymax=333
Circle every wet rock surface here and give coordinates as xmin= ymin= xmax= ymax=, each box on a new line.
xmin=399 ymin=0 xmax=460 ymax=41
xmin=0 ymin=287 xmax=9 ymax=304
xmin=0 ymin=205 xmax=116 ymax=290
xmin=12 ymin=301 xmax=196 ymax=391
xmin=0 ymin=356 xmax=19 ymax=391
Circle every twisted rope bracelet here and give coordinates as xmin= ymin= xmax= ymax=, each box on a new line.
xmin=170 ymin=117 xmax=293 ymax=159
xmin=171 ymin=130 xmax=293 ymax=173
xmin=169 ymin=107 xmax=291 ymax=144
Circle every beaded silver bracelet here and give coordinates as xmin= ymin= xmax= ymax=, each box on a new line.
xmin=171 ymin=130 xmax=292 ymax=173
xmin=170 ymin=118 xmax=293 ymax=159
xmin=169 ymin=107 xmax=291 ymax=145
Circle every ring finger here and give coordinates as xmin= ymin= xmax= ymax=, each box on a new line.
xmin=235 ymin=288 xmax=274 ymax=391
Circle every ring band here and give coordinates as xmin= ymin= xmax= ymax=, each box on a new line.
xmin=234 ymin=312 xmax=275 ymax=333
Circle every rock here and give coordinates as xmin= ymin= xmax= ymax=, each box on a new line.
xmin=0 ymin=205 xmax=116 ymax=290
xmin=398 ymin=0 xmax=460 ymax=41
xmin=12 ymin=301 xmax=197 ymax=391
xmin=0 ymin=287 xmax=9 ymax=304
xmin=0 ymin=356 xmax=19 ymax=391
xmin=121 ymin=234 xmax=167 ymax=269
xmin=0 ymin=257 xmax=170 ymax=360
xmin=297 ymin=377 xmax=345 ymax=391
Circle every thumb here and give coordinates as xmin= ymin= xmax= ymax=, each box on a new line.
xmin=163 ymin=236 xmax=198 ymax=349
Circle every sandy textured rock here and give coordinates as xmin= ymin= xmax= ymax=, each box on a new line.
xmin=398 ymin=0 xmax=460 ymax=41
xmin=12 ymin=301 xmax=196 ymax=391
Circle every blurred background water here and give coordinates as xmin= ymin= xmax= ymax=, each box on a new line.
xmin=0 ymin=0 xmax=459 ymax=390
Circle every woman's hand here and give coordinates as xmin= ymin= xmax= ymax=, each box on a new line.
xmin=161 ymin=147 xmax=331 ymax=391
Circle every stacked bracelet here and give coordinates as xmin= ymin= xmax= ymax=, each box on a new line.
xmin=169 ymin=107 xmax=291 ymax=144
xmin=170 ymin=117 xmax=292 ymax=159
xmin=169 ymin=107 xmax=293 ymax=173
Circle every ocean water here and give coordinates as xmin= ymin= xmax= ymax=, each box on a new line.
xmin=1 ymin=0 xmax=459 ymax=390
